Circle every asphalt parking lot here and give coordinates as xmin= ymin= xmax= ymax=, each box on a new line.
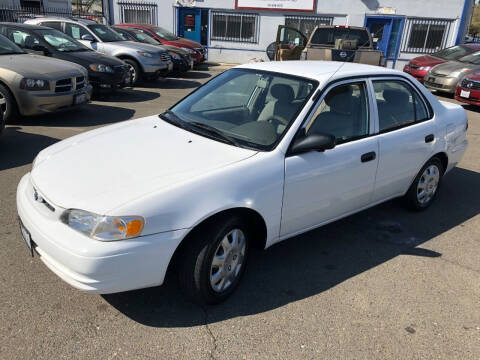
xmin=0 ymin=66 xmax=479 ymax=360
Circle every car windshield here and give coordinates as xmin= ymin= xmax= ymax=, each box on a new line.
xmin=310 ymin=27 xmax=371 ymax=47
xmin=167 ymin=69 xmax=317 ymax=151
xmin=0 ymin=34 xmax=24 ymax=55
xmin=37 ymin=29 xmax=89 ymax=52
xmin=151 ymin=26 xmax=178 ymax=41
xmin=87 ymin=25 xmax=124 ymax=42
xmin=434 ymin=45 xmax=472 ymax=60
xmin=129 ymin=29 xmax=160 ymax=45
xmin=459 ymin=51 xmax=480 ymax=64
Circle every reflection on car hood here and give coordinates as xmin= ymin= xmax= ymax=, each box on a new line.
xmin=431 ymin=61 xmax=479 ymax=76
xmin=103 ymin=40 xmax=167 ymax=53
xmin=31 ymin=115 xmax=257 ymax=214
xmin=0 ymin=53 xmax=85 ymax=77
xmin=410 ymin=55 xmax=445 ymax=67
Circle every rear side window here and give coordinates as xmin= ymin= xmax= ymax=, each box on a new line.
xmin=40 ymin=22 xmax=63 ymax=31
xmin=7 ymin=29 xmax=40 ymax=49
xmin=373 ymin=80 xmax=430 ymax=132
xmin=65 ymin=23 xmax=90 ymax=40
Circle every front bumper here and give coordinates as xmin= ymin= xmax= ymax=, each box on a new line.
xmin=16 ymin=85 xmax=93 ymax=117
xmin=423 ymin=74 xmax=459 ymax=93
xmin=141 ymin=60 xmax=171 ymax=75
xmin=403 ymin=66 xmax=428 ymax=82
xmin=17 ymin=173 xmax=188 ymax=294
xmin=89 ymin=69 xmax=129 ymax=88
xmin=454 ymin=86 xmax=480 ymax=106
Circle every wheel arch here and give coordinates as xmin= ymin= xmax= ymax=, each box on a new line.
xmin=115 ymin=55 xmax=144 ymax=72
xmin=0 ymin=78 xmax=20 ymax=115
xmin=432 ymin=151 xmax=448 ymax=174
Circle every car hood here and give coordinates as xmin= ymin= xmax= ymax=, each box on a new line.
xmin=31 ymin=116 xmax=257 ymax=214
xmin=0 ymin=53 xmax=85 ymax=77
xmin=410 ymin=55 xmax=445 ymax=67
xmin=162 ymin=44 xmax=190 ymax=56
xmin=166 ymin=37 xmax=201 ymax=49
xmin=104 ymin=40 xmax=167 ymax=53
xmin=430 ymin=61 xmax=478 ymax=76
xmin=465 ymin=71 xmax=480 ymax=81
xmin=61 ymin=50 xmax=125 ymax=66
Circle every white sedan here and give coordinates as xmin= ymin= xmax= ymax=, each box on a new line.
xmin=17 ymin=61 xmax=468 ymax=304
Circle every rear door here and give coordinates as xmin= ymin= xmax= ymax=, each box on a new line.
xmin=275 ymin=26 xmax=307 ymax=61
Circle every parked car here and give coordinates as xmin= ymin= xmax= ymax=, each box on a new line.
xmin=424 ymin=51 xmax=480 ymax=94
xmin=455 ymin=71 xmax=480 ymax=106
xmin=115 ymin=23 xmax=205 ymax=64
xmin=25 ymin=18 xmax=173 ymax=84
xmin=113 ymin=26 xmax=194 ymax=75
xmin=0 ymin=22 xmax=130 ymax=91
xmin=0 ymin=34 xmax=91 ymax=123
xmin=267 ymin=25 xmax=385 ymax=66
xmin=404 ymin=44 xmax=480 ymax=83
xmin=17 ymin=61 xmax=467 ymax=304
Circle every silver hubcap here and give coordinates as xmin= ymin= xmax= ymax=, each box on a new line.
xmin=210 ymin=229 xmax=246 ymax=293
xmin=417 ymin=165 xmax=440 ymax=205
xmin=0 ymin=92 xmax=7 ymax=117
xmin=127 ymin=64 xmax=136 ymax=82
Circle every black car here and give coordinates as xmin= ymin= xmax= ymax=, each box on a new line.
xmin=0 ymin=23 xmax=130 ymax=90
xmin=113 ymin=26 xmax=193 ymax=75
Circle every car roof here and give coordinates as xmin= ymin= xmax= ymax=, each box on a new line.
xmin=236 ymin=61 xmax=402 ymax=83
xmin=118 ymin=23 xmax=156 ymax=29
xmin=26 ymin=17 xmax=98 ymax=25
xmin=0 ymin=22 xmax=50 ymax=30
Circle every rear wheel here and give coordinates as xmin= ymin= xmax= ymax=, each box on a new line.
xmin=0 ymin=83 xmax=17 ymax=124
xmin=177 ymin=215 xmax=250 ymax=305
xmin=122 ymin=59 xmax=141 ymax=85
xmin=405 ymin=157 xmax=443 ymax=211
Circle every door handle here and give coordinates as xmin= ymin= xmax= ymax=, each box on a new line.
xmin=425 ymin=134 xmax=435 ymax=143
xmin=361 ymin=151 xmax=376 ymax=163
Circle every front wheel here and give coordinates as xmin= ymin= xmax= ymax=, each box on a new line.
xmin=405 ymin=157 xmax=443 ymax=211
xmin=123 ymin=59 xmax=141 ymax=85
xmin=177 ymin=216 xmax=250 ymax=305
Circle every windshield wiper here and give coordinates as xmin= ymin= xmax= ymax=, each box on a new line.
xmin=189 ymin=121 xmax=240 ymax=147
xmin=159 ymin=110 xmax=192 ymax=131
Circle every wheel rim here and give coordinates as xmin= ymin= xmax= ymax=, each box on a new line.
xmin=210 ymin=229 xmax=246 ymax=293
xmin=127 ymin=64 xmax=136 ymax=83
xmin=417 ymin=164 xmax=440 ymax=205
xmin=0 ymin=92 xmax=7 ymax=118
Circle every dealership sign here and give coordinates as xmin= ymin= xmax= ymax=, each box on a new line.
xmin=235 ymin=0 xmax=317 ymax=12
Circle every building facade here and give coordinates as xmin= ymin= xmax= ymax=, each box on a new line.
xmin=110 ymin=0 xmax=474 ymax=69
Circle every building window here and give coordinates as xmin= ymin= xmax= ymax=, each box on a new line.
xmin=401 ymin=18 xmax=453 ymax=54
xmin=285 ymin=15 xmax=333 ymax=39
xmin=211 ymin=11 xmax=259 ymax=43
xmin=118 ymin=1 xmax=157 ymax=25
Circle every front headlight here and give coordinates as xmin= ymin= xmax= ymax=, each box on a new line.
xmin=181 ymin=47 xmax=195 ymax=54
xmin=168 ymin=51 xmax=182 ymax=60
xmin=20 ymin=78 xmax=49 ymax=91
xmin=450 ymin=68 xmax=470 ymax=77
xmin=89 ymin=64 xmax=114 ymax=73
xmin=137 ymin=51 xmax=153 ymax=58
xmin=61 ymin=209 xmax=145 ymax=241
xmin=418 ymin=66 xmax=431 ymax=71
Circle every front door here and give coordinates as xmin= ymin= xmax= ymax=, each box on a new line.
xmin=275 ymin=26 xmax=307 ymax=61
xmin=281 ymin=80 xmax=379 ymax=237
xmin=365 ymin=17 xmax=392 ymax=56
xmin=179 ymin=8 xmax=201 ymax=43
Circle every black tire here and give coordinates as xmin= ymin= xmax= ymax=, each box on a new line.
xmin=122 ymin=59 xmax=141 ymax=85
xmin=177 ymin=215 xmax=250 ymax=305
xmin=404 ymin=157 xmax=444 ymax=211
xmin=0 ymin=83 xmax=18 ymax=124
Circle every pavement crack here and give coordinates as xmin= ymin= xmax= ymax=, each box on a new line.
xmin=201 ymin=306 xmax=218 ymax=360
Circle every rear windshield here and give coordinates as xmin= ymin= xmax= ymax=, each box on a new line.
xmin=434 ymin=45 xmax=472 ymax=60
xmin=310 ymin=27 xmax=371 ymax=47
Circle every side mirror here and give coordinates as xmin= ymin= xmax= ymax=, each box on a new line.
xmin=290 ymin=133 xmax=336 ymax=155
xmin=266 ymin=42 xmax=275 ymax=61
xmin=81 ymin=34 xmax=95 ymax=42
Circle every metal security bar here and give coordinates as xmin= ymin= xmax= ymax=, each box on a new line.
xmin=401 ymin=18 xmax=454 ymax=54
xmin=285 ymin=15 xmax=333 ymax=39
xmin=0 ymin=4 xmax=106 ymax=24
xmin=118 ymin=1 xmax=157 ymax=25
xmin=211 ymin=11 xmax=259 ymax=43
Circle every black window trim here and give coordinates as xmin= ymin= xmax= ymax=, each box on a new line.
xmin=286 ymin=73 xmax=435 ymax=156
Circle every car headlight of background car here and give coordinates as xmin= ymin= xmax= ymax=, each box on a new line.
xmin=89 ymin=64 xmax=114 ymax=73
xmin=168 ymin=51 xmax=182 ymax=60
xmin=61 ymin=209 xmax=145 ymax=241
xmin=137 ymin=51 xmax=154 ymax=58
xmin=20 ymin=78 xmax=49 ymax=91
xmin=449 ymin=68 xmax=471 ymax=78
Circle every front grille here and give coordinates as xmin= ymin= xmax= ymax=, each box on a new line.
xmin=160 ymin=53 xmax=171 ymax=62
xmin=425 ymin=80 xmax=443 ymax=89
xmin=75 ymin=76 xmax=85 ymax=90
xmin=195 ymin=47 xmax=205 ymax=55
xmin=55 ymin=78 xmax=72 ymax=93
xmin=461 ymin=79 xmax=480 ymax=90
xmin=409 ymin=63 xmax=420 ymax=70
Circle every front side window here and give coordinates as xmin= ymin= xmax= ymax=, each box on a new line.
xmin=373 ymin=80 xmax=429 ymax=132
xmin=168 ymin=69 xmax=317 ymax=150
xmin=305 ymin=82 xmax=369 ymax=144
xmin=211 ymin=12 xmax=259 ymax=43
xmin=87 ymin=25 xmax=124 ymax=42
xmin=65 ymin=23 xmax=90 ymax=40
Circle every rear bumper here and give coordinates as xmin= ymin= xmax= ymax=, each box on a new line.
xmin=446 ymin=139 xmax=468 ymax=174
xmin=16 ymin=85 xmax=92 ymax=116
xmin=17 ymin=173 xmax=188 ymax=294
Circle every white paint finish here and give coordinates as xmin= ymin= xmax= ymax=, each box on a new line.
xmin=236 ymin=0 xmax=316 ymax=11
xmin=18 ymin=62 xmax=469 ymax=294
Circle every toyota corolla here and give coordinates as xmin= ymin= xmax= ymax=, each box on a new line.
xmin=17 ymin=62 xmax=468 ymax=304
